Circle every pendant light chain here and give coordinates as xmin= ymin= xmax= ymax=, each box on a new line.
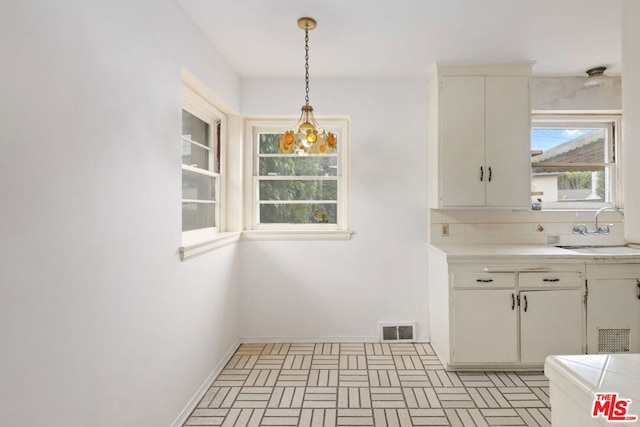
xmin=304 ymin=27 xmax=310 ymax=106
xmin=278 ymin=17 xmax=337 ymax=155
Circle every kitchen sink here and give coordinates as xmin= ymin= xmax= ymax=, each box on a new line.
xmin=556 ymin=245 xmax=640 ymax=255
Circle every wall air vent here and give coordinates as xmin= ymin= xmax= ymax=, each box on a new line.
xmin=598 ymin=328 xmax=630 ymax=353
xmin=378 ymin=322 xmax=416 ymax=342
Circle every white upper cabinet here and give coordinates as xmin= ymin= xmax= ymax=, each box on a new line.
xmin=440 ymin=76 xmax=486 ymax=206
xmin=427 ymin=63 xmax=532 ymax=208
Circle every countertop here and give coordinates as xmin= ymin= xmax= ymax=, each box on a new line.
xmin=428 ymin=244 xmax=640 ymax=262
xmin=545 ymin=354 xmax=640 ymax=425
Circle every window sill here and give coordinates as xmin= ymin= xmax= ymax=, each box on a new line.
xmin=241 ymin=230 xmax=354 ymax=241
xmin=179 ymin=230 xmax=353 ymax=259
xmin=180 ymin=231 xmax=242 ymax=260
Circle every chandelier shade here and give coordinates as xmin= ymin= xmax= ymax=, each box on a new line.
xmin=278 ymin=17 xmax=336 ymax=155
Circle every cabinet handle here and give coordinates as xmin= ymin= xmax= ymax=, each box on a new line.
xmin=637 ymin=279 xmax=640 ymax=300
xmin=543 ymin=278 xmax=560 ymax=282
xmin=476 ymin=279 xmax=493 ymax=283
xmin=480 ymin=166 xmax=484 ymax=182
xmin=511 ymin=293 xmax=515 ymax=310
xmin=524 ymin=295 xmax=528 ymax=312
xmin=488 ymin=166 xmax=492 ymax=182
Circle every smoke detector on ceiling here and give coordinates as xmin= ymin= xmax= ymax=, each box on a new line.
xmin=583 ymin=66 xmax=607 ymax=88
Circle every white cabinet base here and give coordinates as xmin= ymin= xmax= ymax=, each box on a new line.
xmin=586 ymin=264 xmax=640 ymax=354
xmin=520 ymin=289 xmax=583 ymax=363
xmin=428 ymin=245 xmax=585 ymax=370
xmin=453 ymin=289 xmax=517 ymax=363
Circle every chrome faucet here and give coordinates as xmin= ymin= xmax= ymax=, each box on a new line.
xmin=594 ymin=206 xmax=624 ymax=235
xmin=573 ymin=206 xmax=624 ymax=236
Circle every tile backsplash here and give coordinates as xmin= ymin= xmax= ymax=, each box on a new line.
xmin=429 ymin=209 xmax=626 ymax=246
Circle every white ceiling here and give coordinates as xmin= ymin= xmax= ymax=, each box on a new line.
xmin=177 ymin=0 xmax=623 ymax=79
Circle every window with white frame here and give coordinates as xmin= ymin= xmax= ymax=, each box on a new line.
xmin=181 ymin=85 xmax=225 ymax=240
xmin=530 ymin=114 xmax=621 ymax=210
xmin=245 ymin=119 xmax=350 ymax=235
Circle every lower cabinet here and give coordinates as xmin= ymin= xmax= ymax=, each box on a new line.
xmin=520 ymin=289 xmax=583 ymax=363
xmin=452 ymin=289 xmax=582 ymax=366
xmin=586 ymin=264 xmax=640 ymax=353
xmin=453 ymin=289 xmax=518 ymax=363
xmin=428 ymin=250 xmax=586 ymax=370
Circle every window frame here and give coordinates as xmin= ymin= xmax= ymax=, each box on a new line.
xmin=243 ymin=117 xmax=352 ymax=240
xmin=530 ymin=113 xmax=622 ymax=210
xmin=180 ymin=83 xmax=238 ymax=258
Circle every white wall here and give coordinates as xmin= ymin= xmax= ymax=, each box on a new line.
xmin=0 ymin=1 xmax=241 ymax=426
xmin=622 ymin=0 xmax=640 ymax=242
xmin=239 ymin=78 xmax=429 ymax=341
xmin=531 ymin=77 xmax=621 ymax=111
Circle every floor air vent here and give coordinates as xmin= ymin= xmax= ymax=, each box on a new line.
xmin=598 ymin=328 xmax=630 ymax=353
xmin=378 ymin=322 xmax=416 ymax=342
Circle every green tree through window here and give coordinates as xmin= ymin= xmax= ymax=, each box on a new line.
xmin=258 ymin=133 xmax=338 ymax=224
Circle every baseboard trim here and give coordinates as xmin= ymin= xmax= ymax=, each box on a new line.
xmin=170 ymin=340 xmax=240 ymax=427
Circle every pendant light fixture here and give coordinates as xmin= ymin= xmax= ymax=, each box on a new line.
xmin=278 ymin=17 xmax=336 ymax=155
xmin=583 ymin=66 xmax=607 ymax=88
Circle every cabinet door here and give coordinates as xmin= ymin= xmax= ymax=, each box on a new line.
xmin=520 ymin=290 xmax=583 ymax=364
xmin=453 ymin=289 xmax=518 ymax=363
xmin=485 ymin=76 xmax=531 ymax=208
xmin=587 ymin=279 xmax=640 ymax=353
xmin=440 ymin=76 xmax=485 ymax=207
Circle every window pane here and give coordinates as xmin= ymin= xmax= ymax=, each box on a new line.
xmin=250 ymin=119 xmax=348 ymax=229
xmin=259 ymin=133 xmax=284 ymax=154
xmin=182 ymin=169 xmax=216 ymax=201
xmin=259 ymin=156 xmax=337 ymax=177
xmin=531 ymin=127 xmax=610 ymax=207
xmin=531 ymin=129 xmax=605 ymax=168
xmin=532 ymin=169 xmax=607 ymax=203
xmin=182 ymin=140 xmax=209 ymax=169
xmin=182 ymin=202 xmax=215 ymax=231
xmin=259 ymin=203 xmax=337 ymax=224
xmin=259 ymin=180 xmax=337 ymax=201
xmin=182 ymin=110 xmax=210 ymax=147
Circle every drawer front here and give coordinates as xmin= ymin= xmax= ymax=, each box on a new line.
xmin=519 ymin=272 xmax=582 ymax=288
xmin=452 ymin=272 xmax=516 ymax=289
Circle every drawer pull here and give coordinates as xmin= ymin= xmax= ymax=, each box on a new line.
xmin=476 ymin=279 xmax=494 ymax=283
xmin=543 ymin=278 xmax=560 ymax=282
